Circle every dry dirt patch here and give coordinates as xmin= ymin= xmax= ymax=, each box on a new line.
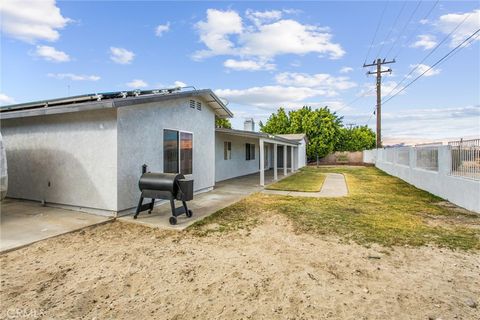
xmin=1 ymin=218 xmax=479 ymax=320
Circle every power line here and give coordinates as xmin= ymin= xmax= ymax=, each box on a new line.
xmin=382 ymin=28 xmax=480 ymax=106
xmin=384 ymin=10 xmax=475 ymax=98
xmin=364 ymin=0 xmax=389 ymax=65
xmin=334 ymin=87 xmax=376 ymax=114
xmin=393 ymin=0 xmax=439 ymax=60
xmin=363 ymin=58 xmax=396 ymax=147
xmin=384 ymin=1 xmax=422 ymax=59
xmin=375 ymin=1 xmax=407 ymax=59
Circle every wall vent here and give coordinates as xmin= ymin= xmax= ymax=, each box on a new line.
xmin=196 ymin=101 xmax=202 ymax=111
xmin=189 ymin=100 xmax=196 ymax=109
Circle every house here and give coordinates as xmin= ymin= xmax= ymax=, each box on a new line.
xmin=0 ymin=88 xmax=306 ymax=217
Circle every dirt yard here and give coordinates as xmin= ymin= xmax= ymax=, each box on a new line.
xmin=1 ymin=217 xmax=479 ymax=320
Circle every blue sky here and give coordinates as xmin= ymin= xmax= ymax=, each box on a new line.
xmin=1 ymin=0 xmax=479 ymax=142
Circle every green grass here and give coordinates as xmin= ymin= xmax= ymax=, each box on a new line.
xmin=189 ymin=166 xmax=480 ymax=250
xmin=266 ymin=167 xmax=326 ymax=192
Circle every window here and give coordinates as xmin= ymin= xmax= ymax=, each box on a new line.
xmin=164 ymin=129 xmax=179 ymax=173
xmin=246 ymin=143 xmax=255 ymax=160
xmin=180 ymin=132 xmax=193 ymax=175
xmin=224 ymin=141 xmax=231 ymax=160
xmin=163 ymin=129 xmax=193 ymax=174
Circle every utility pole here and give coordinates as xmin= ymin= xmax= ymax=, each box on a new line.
xmin=363 ymin=58 xmax=395 ymax=148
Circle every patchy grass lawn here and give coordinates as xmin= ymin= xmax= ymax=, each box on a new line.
xmin=266 ymin=167 xmax=326 ymax=192
xmin=190 ymin=166 xmax=480 ymax=250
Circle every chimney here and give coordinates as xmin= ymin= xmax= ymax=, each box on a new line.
xmin=244 ymin=118 xmax=255 ymax=132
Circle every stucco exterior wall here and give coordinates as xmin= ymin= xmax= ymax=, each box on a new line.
xmin=215 ymin=133 xmax=260 ymax=182
xmin=0 ymin=109 xmax=118 ymax=213
xmin=297 ymin=139 xmax=307 ymax=168
xmin=117 ymin=97 xmax=216 ymax=212
xmin=371 ymin=147 xmax=479 ymax=213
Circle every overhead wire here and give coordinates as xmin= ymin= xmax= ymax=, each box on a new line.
xmin=382 ymin=27 xmax=480 ymax=106
xmin=375 ymin=0 xmax=407 ymax=59
xmin=363 ymin=0 xmax=389 ymax=65
xmin=392 ymin=0 xmax=440 ymax=59
xmin=384 ymin=10 xmax=475 ymax=98
xmin=382 ymin=0 xmax=422 ymax=59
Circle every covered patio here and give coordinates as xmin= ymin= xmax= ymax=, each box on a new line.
xmin=215 ymin=128 xmax=300 ymax=186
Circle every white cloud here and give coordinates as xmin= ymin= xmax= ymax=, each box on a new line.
xmin=173 ymin=81 xmax=187 ymax=87
xmin=215 ymin=86 xmax=329 ymax=108
xmin=410 ymin=64 xmax=441 ymax=77
xmin=275 ymin=72 xmax=357 ymax=91
xmin=0 ymin=93 xmax=15 ymax=105
xmin=224 ymin=59 xmax=275 ymax=71
xmin=339 ymin=67 xmax=353 ymax=74
xmin=0 ymin=0 xmax=70 ymax=43
xmin=345 ymin=105 xmax=480 ymax=141
xmin=47 ymin=73 xmax=100 ymax=81
xmin=411 ymin=34 xmax=437 ymax=50
xmin=435 ymin=9 xmax=480 ymax=47
xmin=193 ymin=9 xmax=243 ymax=60
xmin=35 ymin=45 xmax=70 ymax=62
xmin=155 ymin=22 xmax=170 ymax=37
xmin=193 ymin=9 xmax=345 ymax=62
xmin=359 ymin=80 xmax=403 ymax=97
xmin=126 ymin=79 xmax=148 ymax=88
xmin=238 ymin=19 xmax=344 ymax=60
xmin=381 ymin=105 xmax=480 ymax=140
xmin=110 ymin=47 xmax=135 ymax=64
xmin=245 ymin=9 xmax=282 ymax=26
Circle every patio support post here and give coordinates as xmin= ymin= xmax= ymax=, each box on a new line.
xmin=283 ymin=145 xmax=287 ymax=176
xmin=260 ymin=138 xmax=265 ymax=186
xmin=291 ymin=146 xmax=295 ymax=173
xmin=273 ymin=143 xmax=278 ymax=181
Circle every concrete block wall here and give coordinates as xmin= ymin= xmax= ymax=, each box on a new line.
xmin=365 ymin=146 xmax=480 ymax=213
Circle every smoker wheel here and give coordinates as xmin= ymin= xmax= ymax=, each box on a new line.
xmin=187 ymin=210 xmax=193 ymax=218
xmin=169 ymin=217 xmax=177 ymax=225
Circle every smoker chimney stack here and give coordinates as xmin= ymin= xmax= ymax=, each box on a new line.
xmin=244 ymin=118 xmax=255 ymax=132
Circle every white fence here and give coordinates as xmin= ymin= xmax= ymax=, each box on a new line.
xmin=363 ymin=145 xmax=480 ymax=213
xmin=449 ymin=139 xmax=480 ymax=180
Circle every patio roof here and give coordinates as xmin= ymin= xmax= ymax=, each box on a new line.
xmin=215 ymin=128 xmax=300 ymax=146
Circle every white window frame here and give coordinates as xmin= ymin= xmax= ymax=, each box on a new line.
xmin=224 ymin=141 xmax=232 ymax=160
xmin=163 ymin=128 xmax=194 ymax=175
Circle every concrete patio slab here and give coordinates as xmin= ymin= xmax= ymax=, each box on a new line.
xmin=262 ymin=173 xmax=348 ymax=198
xmin=119 ymin=169 xmax=291 ymax=230
xmin=0 ymin=199 xmax=111 ymax=253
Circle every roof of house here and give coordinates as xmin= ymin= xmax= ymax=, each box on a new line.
xmin=0 ymin=88 xmax=233 ymax=120
xmin=276 ymin=133 xmax=307 ymax=141
xmin=216 ymin=128 xmax=300 ymax=146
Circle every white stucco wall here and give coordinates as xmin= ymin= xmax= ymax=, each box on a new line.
xmin=297 ymin=139 xmax=307 ymax=168
xmin=0 ymin=109 xmax=118 ymax=213
xmin=117 ymin=97 xmax=216 ymax=212
xmin=215 ymin=133 xmax=260 ymax=182
xmin=372 ymin=147 xmax=480 ymax=213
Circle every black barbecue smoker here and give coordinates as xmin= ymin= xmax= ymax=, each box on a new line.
xmin=134 ymin=164 xmax=194 ymax=225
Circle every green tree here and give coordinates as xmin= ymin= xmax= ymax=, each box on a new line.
xmin=335 ymin=126 xmax=376 ymax=151
xmin=261 ymin=106 xmax=343 ymax=159
xmin=259 ymin=107 xmax=290 ymax=134
xmin=215 ymin=117 xmax=232 ymax=129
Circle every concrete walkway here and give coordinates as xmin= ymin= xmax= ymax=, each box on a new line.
xmin=118 ymin=171 xmax=283 ymax=230
xmin=1 ymin=199 xmax=111 ymax=253
xmin=262 ymin=173 xmax=348 ymax=198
